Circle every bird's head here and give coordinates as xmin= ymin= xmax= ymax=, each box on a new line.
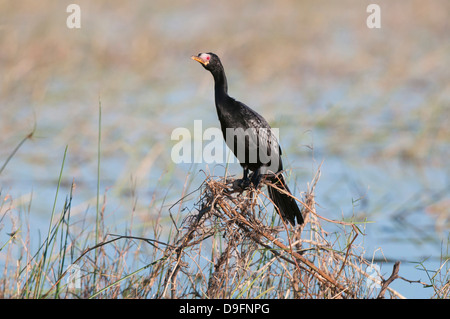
xmin=191 ymin=52 xmax=223 ymax=73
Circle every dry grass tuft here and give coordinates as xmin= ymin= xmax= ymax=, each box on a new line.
xmin=158 ymin=170 xmax=407 ymax=299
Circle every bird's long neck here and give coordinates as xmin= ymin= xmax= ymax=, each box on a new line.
xmin=212 ymin=67 xmax=228 ymax=99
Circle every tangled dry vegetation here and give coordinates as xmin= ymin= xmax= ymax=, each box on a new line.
xmin=158 ymin=169 xmax=407 ymax=299
xmin=0 ymin=156 xmax=414 ymax=299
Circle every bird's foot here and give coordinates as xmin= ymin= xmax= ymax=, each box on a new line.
xmin=233 ymin=177 xmax=251 ymax=192
xmin=249 ymin=172 xmax=262 ymax=189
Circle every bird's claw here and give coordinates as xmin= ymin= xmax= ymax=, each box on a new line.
xmin=233 ymin=178 xmax=251 ymax=191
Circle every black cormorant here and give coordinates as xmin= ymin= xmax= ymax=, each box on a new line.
xmin=192 ymin=52 xmax=303 ymax=225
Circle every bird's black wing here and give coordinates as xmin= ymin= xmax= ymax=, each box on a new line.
xmin=218 ymin=97 xmax=282 ymax=174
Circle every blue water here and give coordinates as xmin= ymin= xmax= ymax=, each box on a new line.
xmin=0 ymin=1 xmax=448 ymax=299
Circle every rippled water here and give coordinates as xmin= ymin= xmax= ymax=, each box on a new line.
xmin=0 ymin=0 xmax=449 ymax=298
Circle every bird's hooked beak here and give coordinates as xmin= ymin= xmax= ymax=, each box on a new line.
xmin=191 ymin=54 xmax=209 ymax=66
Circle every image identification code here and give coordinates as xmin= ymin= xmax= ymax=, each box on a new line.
xmin=179 ymin=303 xmax=270 ymax=316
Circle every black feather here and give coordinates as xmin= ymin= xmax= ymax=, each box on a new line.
xmin=267 ymin=174 xmax=304 ymax=225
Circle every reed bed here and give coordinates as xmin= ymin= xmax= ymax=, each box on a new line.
xmin=1 ymin=160 xmax=421 ymax=298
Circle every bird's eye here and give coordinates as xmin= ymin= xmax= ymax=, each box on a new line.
xmin=206 ymin=56 xmax=210 ymax=61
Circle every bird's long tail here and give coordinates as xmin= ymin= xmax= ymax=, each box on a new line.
xmin=267 ymin=174 xmax=304 ymax=225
